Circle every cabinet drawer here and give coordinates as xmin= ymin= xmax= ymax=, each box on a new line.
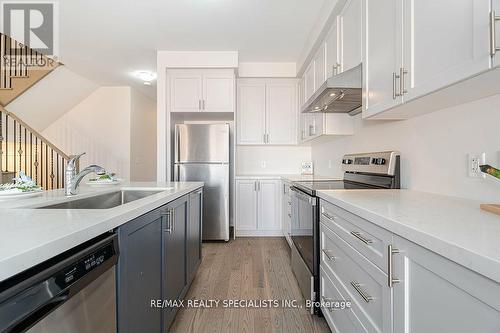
xmin=321 ymin=223 xmax=391 ymax=333
xmin=320 ymin=267 xmax=368 ymax=333
xmin=320 ymin=200 xmax=391 ymax=272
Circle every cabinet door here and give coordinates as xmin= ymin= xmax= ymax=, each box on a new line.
xmin=162 ymin=195 xmax=188 ymax=330
xmin=235 ymin=179 xmax=258 ymax=230
xmin=326 ymin=19 xmax=340 ymax=78
xmin=393 ymin=235 xmax=500 ymax=332
xmin=266 ymin=82 xmax=297 ymax=145
xmin=314 ymin=43 xmax=327 ymax=89
xmin=170 ymin=72 xmax=203 ymax=112
xmin=339 ymin=0 xmax=362 ymax=73
xmin=257 ymin=180 xmax=281 ymax=231
xmin=187 ymin=189 xmax=202 ymax=283
xmin=304 ymin=61 xmax=315 ymax=100
xmin=117 ymin=209 xmax=163 ymax=333
xmin=362 ymin=0 xmax=403 ymax=117
xmin=298 ymin=75 xmax=305 ymax=110
xmin=311 ymin=114 xmax=324 ymax=138
xmin=237 ymin=83 xmax=266 ymax=145
xmin=202 ymin=72 xmax=234 ymax=112
xmin=402 ymin=0 xmax=490 ymax=103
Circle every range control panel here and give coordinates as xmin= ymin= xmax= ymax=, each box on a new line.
xmin=342 ymin=151 xmax=400 ymax=175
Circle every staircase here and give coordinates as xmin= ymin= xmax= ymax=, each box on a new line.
xmin=0 ymin=33 xmax=72 ymax=189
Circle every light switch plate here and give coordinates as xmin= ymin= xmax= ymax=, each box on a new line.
xmin=301 ymin=161 xmax=314 ymax=175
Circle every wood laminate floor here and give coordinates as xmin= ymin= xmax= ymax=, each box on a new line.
xmin=169 ymin=237 xmax=330 ymax=333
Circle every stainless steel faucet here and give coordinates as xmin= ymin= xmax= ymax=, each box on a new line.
xmin=65 ymin=153 xmax=106 ymax=196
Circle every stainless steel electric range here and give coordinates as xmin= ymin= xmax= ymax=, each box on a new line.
xmin=289 ymin=151 xmax=401 ymax=315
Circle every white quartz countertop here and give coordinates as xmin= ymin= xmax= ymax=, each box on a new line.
xmin=317 ymin=189 xmax=500 ymax=284
xmin=235 ymin=174 xmax=340 ymax=182
xmin=0 ymin=182 xmax=203 ymax=282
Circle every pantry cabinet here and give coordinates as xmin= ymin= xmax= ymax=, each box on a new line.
xmin=237 ymin=79 xmax=297 ymax=145
xmin=169 ymin=69 xmax=235 ymax=113
xmin=339 ymin=0 xmax=362 ymax=73
xmin=392 ymin=235 xmax=500 ymax=333
xmin=235 ymin=179 xmax=281 ymax=236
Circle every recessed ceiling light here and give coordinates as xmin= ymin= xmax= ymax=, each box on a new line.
xmin=133 ymin=71 xmax=157 ymax=85
xmin=330 ymin=92 xmax=336 ymax=97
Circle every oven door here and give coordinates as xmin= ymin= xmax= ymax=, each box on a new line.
xmin=290 ymin=186 xmax=319 ymax=312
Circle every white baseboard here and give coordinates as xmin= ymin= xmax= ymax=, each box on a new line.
xmin=235 ymin=230 xmax=285 ymax=237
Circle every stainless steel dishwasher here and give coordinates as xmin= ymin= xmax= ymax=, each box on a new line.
xmin=0 ymin=232 xmax=119 ymax=333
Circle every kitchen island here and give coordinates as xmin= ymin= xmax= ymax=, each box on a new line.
xmin=0 ymin=181 xmax=203 ymax=282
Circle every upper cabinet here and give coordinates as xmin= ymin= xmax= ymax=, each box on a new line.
xmin=237 ymin=78 xmax=297 ymax=146
xmin=363 ymin=0 xmax=493 ymax=119
xmin=401 ymin=0 xmax=490 ymax=103
xmin=363 ymin=0 xmax=402 ymax=117
xmin=314 ymin=43 xmax=327 ymax=91
xmin=169 ymin=69 xmax=235 ymax=113
xmin=494 ymin=0 xmax=500 ymax=68
xmin=304 ymin=62 xmax=315 ymax=101
xmin=339 ymin=0 xmax=362 ymax=73
xmin=326 ymin=19 xmax=340 ymax=78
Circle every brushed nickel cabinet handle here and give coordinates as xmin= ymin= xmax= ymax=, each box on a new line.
xmin=322 ymin=249 xmax=336 ymax=262
xmin=400 ymin=68 xmax=408 ymax=95
xmin=490 ymin=11 xmax=500 ymax=55
xmin=322 ymin=212 xmax=335 ymax=221
xmin=350 ymin=282 xmax=373 ymax=303
xmin=393 ymin=72 xmax=401 ymax=99
xmin=350 ymin=231 xmax=373 ymax=245
xmin=388 ymin=244 xmax=400 ymax=287
xmin=162 ymin=210 xmax=172 ymax=233
xmin=202 ymin=99 xmax=206 ymax=110
xmin=198 ymin=100 xmax=202 ymax=110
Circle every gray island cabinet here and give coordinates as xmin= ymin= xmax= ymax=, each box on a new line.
xmin=116 ymin=187 xmax=203 ymax=333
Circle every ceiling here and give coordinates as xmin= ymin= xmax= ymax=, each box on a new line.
xmin=58 ymin=0 xmax=327 ymax=98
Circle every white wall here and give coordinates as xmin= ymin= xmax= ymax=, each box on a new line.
xmin=130 ymin=88 xmax=157 ymax=181
xmin=43 ymin=87 xmax=132 ymax=179
xmin=6 ymin=67 xmax=97 ymax=132
xmin=238 ymin=62 xmax=296 ymax=78
xmin=311 ymin=94 xmax=500 ymax=202
xmin=236 ymin=146 xmax=311 ymax=175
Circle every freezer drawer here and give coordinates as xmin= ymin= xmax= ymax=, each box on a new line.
xmin=175 ymin=163 xmax=229 ymax=241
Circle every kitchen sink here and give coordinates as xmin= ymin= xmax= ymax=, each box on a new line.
xmin=37 ymin=190 xmax=163 ymax=209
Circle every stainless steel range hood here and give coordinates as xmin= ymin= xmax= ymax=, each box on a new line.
xmin=301 ymin=63 xmax=362 ymax=116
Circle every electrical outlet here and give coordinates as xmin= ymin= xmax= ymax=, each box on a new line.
xmin=468 ymin=153 xmax=486 ymax=178
xmin=261 ymin=161 xmax=266 ymax=168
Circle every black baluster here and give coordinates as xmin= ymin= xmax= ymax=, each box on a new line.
xmin=13 ymin=119 xmax=16 ymax=176
xmin=5 ymin=113 xmax=8 ymax=172
xmin=29 ymin=132 xmax=32 ymax=178
xmin=34 ymin=137 xmax=38 ymax=183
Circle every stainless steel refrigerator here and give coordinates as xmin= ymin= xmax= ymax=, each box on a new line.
xmin=174 ymin=123 xmax=230 ymax=241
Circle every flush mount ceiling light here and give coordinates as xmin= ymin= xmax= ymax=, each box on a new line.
xmin=133 ymin=71 xmax=157 ymax=86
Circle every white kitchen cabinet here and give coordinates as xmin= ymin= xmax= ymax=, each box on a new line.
xmin=298 ymin=75 xmax=305 ymax=109
xmin=326 ymin=19 xmax=340 ymax=78
xmin=362 ymin=0 xmax=403 ymax=117
xmin=169 ymin=69 xmax=235 ymax=113
xmin=237 ymin=82 xmax=266 ymax=145
xmin=266 ymin=83 xmax=297 ymax=145
xmin=392 ymin=235 xmax=500 ymax=333
xmin=304 ymin=62 xmax=315 ymax=101
xmin=401 ymin=0 xmax=490 ymax=104
xmin=203 ymin=72 xmax=235 ymax=112
xmin=314 ymin=43 xmax=327 ymax=90
xmin=235 ymin=179 xmax=282 ymax=236
xmin=339 ymin=0 xmax=362 ymax=73
xmin=299 ymin=113 xmax=354 ymax=143
xmin=237 ymin=79 xmax=297 ymax=146
xmin=282 ymin=181 xmax=292 ymax=247
xmin=169 ymin=72 xmax=203 ymax=113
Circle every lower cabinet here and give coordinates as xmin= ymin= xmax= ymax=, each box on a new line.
xmin=235 ymin=179 xmax=281 ymax=236
xmin=319 ymin=200 xmax=500 ymax=333
xmin=282 ymin=181 xmax=293 ymax=247
xmin=117 ymin=188 xmax=203 ymax=333
xmin=392 ymin=235 xmax=500 ymax=333
xmin=162 ymin=195 xmax=189 ymax=330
